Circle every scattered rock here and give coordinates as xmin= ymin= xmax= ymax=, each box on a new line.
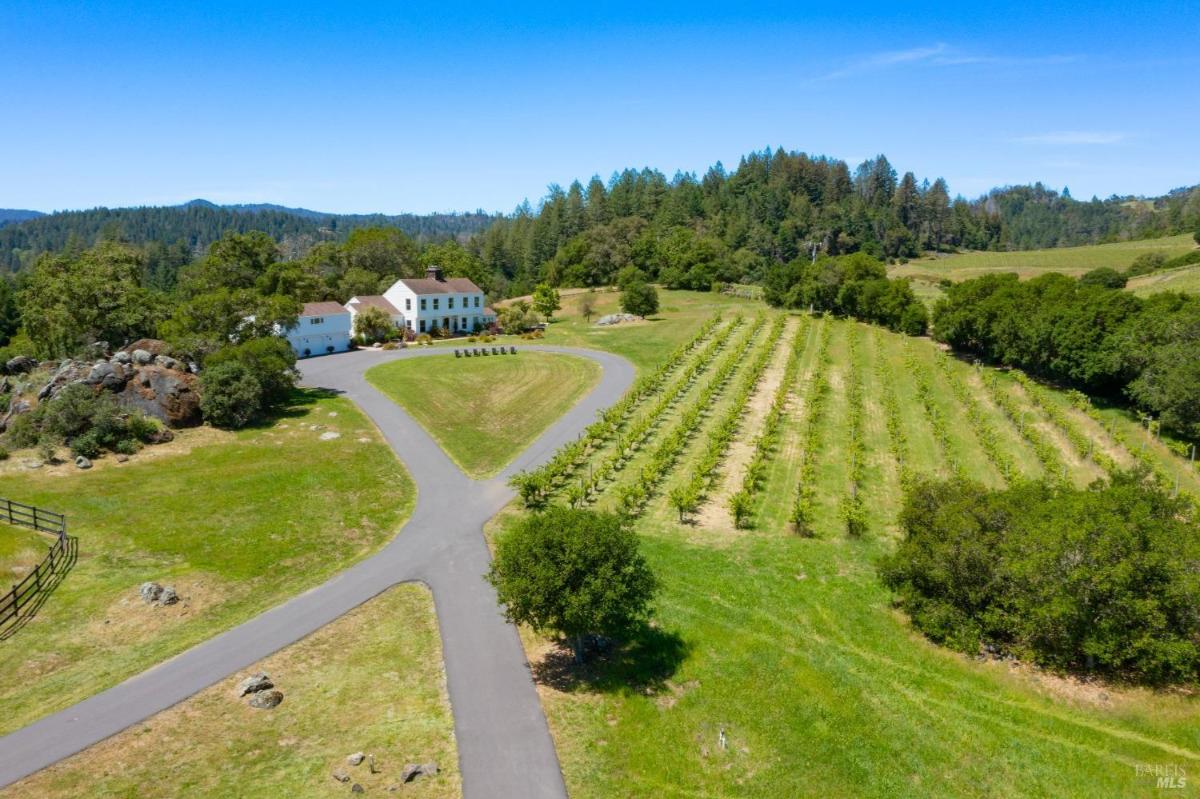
xmin=5 ymin=355 xmax=36 ymax=374
xmin=331 ymin=768 xmax=351 ymax=783
xmin=346 ymin=752 xmax=365 ymax=766
xmin=131 ymin=349 xmax=154 ymax=365
xmin=148 ymin=427 xmax=175 ymax=444
xmin=139 ymin=582 xmax=163 ymax=603
xmin=112 ymin=351 xmax=132 ymax=365
xmin=21 ymin=459 xmax=43 ymax=470
xmin=236 ymin=672 xmax=274 ymax=696
xmin=248 ymin=689 xmax=283 ymax=709
xmin=118 ymin=365 xmax=202 ymax=428
xmin=400 ymin=762 xmax=438 ymax=783
xmin=75 ymin=455 xmax=92 ymax=470
xmin=351 ymin=784 xmax=364 ymax=794
xmin=328 ymin=411 xmax=338 ymax=417
xmin=158 ymin=586 xmax=179 ymax=605
xmin=37 ymin=360 xmax=91 ymax=400
xmin=154 ymin=354 xmax=182 ymax=371
xmin=116 ymin=453 xmax=130 ymax=463
xmin=85 ymin=361 xmax=129 ymax=390
xmin=319 ymin=431 xmax=341 ymax=441
xmin=595 ymin=313 xmax=639 ymax=326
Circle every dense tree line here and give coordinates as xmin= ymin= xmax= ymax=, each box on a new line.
xmin=881 ymin=474 xmax=1200 ymax=685
xmin=763 ymin=252 xmax=928 ymax=335
xmin=932 ymin=273 xmax=1200 ymax=438
xmin=0 ymin=201 xmax=496 ymax=274
xmin=466 ymin=149 xmax=1200 ymax=296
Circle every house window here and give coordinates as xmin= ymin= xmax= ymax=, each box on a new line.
xmin=406 ymin=298 xmax=412 ymax=311
xmin=419 ymin=319 xmax=426 ymax=332
xmin=474 ymin=296 xmax=480 ymax=308
xmin=449 ymin=297 xmax=455 ymax=309
xmin=433 ymin=298 xmax=440 ymax=310
xmin=310 ymin=317 xmax=323 ymax=325
xmin=406 ymin=320 xmax=413 ymax=330
xmin=420 ymin=298 xmax=427 ymax=310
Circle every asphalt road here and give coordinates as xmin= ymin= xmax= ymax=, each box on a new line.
xmin=0 ymin=344 xmax=635 ymax=797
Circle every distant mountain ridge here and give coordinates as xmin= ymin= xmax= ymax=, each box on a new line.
xmin=0 ymin=209 xmax=46 ymax=228
xmin=0 ymin=200 xmax=497 ymax=272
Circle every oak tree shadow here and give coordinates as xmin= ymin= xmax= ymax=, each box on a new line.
xmin=532 ymin=624 xmax=689 ymax=695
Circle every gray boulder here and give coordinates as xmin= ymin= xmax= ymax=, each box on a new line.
xmin=117 ymin=365 xmax=201 ymax=428
xmin=346 ymin=752 xmax=365 ymax=766
xmin=5 ymin=355 xmax=36 ymax=374
xmin=86 ymin=361 xmax=129 ymax=391
xmin=248 ymin=689 xmax=283 ymax=709
xmin=158 ymin=586 xmax=179 ymax=605
xmin=400 ymin=762 xmax=438 ymax=783
xmin=37 ymin=360 xmax=90 ymax=400
xmin=331 ymin=769 xmax=351 ymax=783
xmin=131 ymin=349 xmax=153 ymax=365
xmin=112 ymin=351 xmax=132 ymax=365
xmin=236 ymin=672 xmax=274 ymax=696
xmin=139 ymin=582 xmax=163 ymax=603
xmin=351 ymin=785 xmax=364 ymax=794
xmin=154 ymin=355 xmax=182 ymax=371
xmin=74 ymin=455 xmax=92 ymax=470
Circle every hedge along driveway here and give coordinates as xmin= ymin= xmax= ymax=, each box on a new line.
xmin=0 ymin=389 xmax=414 ymax=735
xmin=365 ymin=350 xmax=601 ymax=478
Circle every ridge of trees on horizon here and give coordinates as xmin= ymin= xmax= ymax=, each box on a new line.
xmin=3 ymin=148 xmax=1198 ymax=297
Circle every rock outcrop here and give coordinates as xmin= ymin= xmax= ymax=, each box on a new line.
xmin=118 ymin=365 xmax=201 ymax=428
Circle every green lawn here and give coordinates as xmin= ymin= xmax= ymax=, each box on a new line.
xmin=0 ymin=390 xmax=414 ymax=735
xmin=893 ymin=233 xmax=1197 ymax=283
xmin=1127 ymin=263 xmax=1200 ymax=296
xmin=5 ymin=584 xmax=460 ymax=798
xmin=0 ymin=523 xmax=51 ymax=584
xmin=494 ymin=302 xmax=1200 ymax=798
xmin=366 ymin=351 xmax=600 ymax=478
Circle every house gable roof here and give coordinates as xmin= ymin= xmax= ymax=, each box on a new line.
xmin=346 ymin=295 xmax=401 ymax=315
xmin=301 ymin=301 xmax=350 ymax=317
xmin=395 ymin=276 xmax=481 ymax=295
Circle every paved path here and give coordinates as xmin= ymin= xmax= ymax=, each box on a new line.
xmin=0 ymin=344 xmax=635 ymax=798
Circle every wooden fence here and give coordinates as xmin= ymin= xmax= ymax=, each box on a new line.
xmin=0 ymin=499 xmax=70 ymax=633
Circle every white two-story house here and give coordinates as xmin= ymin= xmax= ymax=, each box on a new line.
xmin=284 ymin=301 xmax=352 ymax=357
xmin=382 ymin=266 xmax=495 ymax=334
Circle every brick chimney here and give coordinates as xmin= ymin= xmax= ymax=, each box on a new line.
xmin=425 ymin=265 xmax=445 ymax=282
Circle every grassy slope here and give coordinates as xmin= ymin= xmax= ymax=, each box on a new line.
xmin=5 ymin=584 xmax=460 ymax=798
xmin=493 ymin=292 xmax=1200 ymax=799
xmin=1127 ymin=263 xmax=1200 ymax=296
xmin=0 ymin=524 xmax=51 ymax=582
xmin=365 ymin=351 xmax=600 ymax=478
xmin=0 ymin=390 xmax=414 ymax=735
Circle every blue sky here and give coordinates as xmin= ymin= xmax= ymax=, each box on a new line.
xmin=2 ymin=0 xmax=1197 ymax=214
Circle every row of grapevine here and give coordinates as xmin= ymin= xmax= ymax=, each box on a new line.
xmin=615 ymin=315 xmax=769 ymax=518
xmin=568 ymin=316 xmax=747 ymax=507
xmin=510 ymin=313 xmax=724 ymax=507
xmin=667 ymin=315 xmax=788 ymax=523
xmin=1064 ymin=390 xmax=1180 ymax=490
xmin=871 ymin=329 xmax=913 ymax=489
xmin=839 ymin=324 xmax=867 ymax=537
xmin=729 ymin=317 xmax=811 ymax=527
xmin=789 ymin=319 xmax=834 ymax=535
xmin=978 ymin=369 xmax=1068 ymax=485
xmin=1011 ymin=370 xmax=1118 ymax=475
xmin=933 ymin=353 xmax=1018 ymax=485
xmin=905 ymin=345 xmax=966 ymax=480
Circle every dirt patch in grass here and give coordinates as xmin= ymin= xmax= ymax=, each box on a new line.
xmin=83 ymin=574 xmax=243 ymax=647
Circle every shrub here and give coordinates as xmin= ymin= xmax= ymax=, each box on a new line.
xmin=69 ymin=430 xmax=103 ymax=459
xmin=1080 ymin=267 xmax=1127 ymax=289
xmin=205 ymin=337 xmax=298 ymax=417
xmin=1127 ymin=251 xmax=1167 ymax=276
xmin=881 ymin=473 xmax=1200 ymax=685
xmin=199 ymin=360 xmax=262 ymax=429
xmin=487 ymin=507 xmax=658 ymax=662
xmin=620 ymin=280 xmax=659 ymax=318
xmin=0 ymin=445 xmax=9 ymax=460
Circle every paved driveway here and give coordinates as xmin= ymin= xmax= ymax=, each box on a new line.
xmin=0 ymin=344 xmax=635 ymax=798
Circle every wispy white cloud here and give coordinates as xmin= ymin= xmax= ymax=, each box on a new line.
xmin=1013 ymin=131 xmax=1127 ymax=145
xmin=815 ymin=44 xmax=1080 ymax=81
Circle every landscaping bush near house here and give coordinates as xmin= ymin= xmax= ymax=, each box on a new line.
xmin=880 ymin=472 xmax=1200 ymax=685
xmin=201 ymin=337 xmax=298 ymax=429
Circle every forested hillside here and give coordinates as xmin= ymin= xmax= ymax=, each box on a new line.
xmin=0 ymin=202 xmax=496 ymax=272
xmin=468 ymin=149 xmax=1200 ymax=295
xmin=0 ymin=209 xmax=45 ymax=228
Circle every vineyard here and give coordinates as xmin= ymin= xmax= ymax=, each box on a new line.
xmin=506 ymin=293 xmax=1200 ymax=799
xmin=518 ymin=308 xmax=1200 ymax=540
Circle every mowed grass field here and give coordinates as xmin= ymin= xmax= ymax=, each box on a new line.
xmin=1127 ymin=263 xmax=1200 ymax=296
xmin=0 ymin=523 xmax=51 ymax=583
xmin=487 ymin=291 xmax=1200 ymax=798
xmin=365 ymin=351 xmax=600 ymax=477
xmin=893 ymin=233 xmax=1197 ymax=281
xmin=0 ymin=391 xmax=414 ymax=735
xmin=4 ymin=584 xmax=460 ymax=799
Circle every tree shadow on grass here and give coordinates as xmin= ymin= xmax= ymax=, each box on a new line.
xmin=239 ymin=387 xmax=344 ymax=430
xmin=532 ymin=624 xmax=689 ymax=696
